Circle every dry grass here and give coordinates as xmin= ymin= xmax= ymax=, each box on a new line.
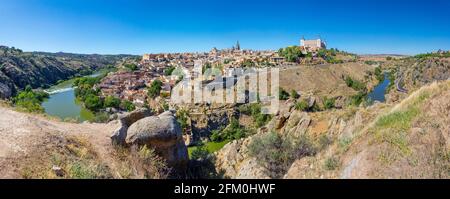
xmin=20 ymin=134 xmax=112 ymax=179
xmin=112 ymin=145 xmax=171 ymax=179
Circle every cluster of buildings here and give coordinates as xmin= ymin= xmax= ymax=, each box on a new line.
xmin=96 ymin=38 xmax=327 ymax=108
xmin=300 ymin=37 xmax=327 ymax=53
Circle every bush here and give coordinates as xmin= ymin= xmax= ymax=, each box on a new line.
xmin=294 ymin=100 xmax=309 ymax=111
xmin=364 ymin=60 xmax=378 ymax=65
xmin=323 ymin=97 xmax=335 ymax=110
xmin=120 ymin=100 xmax=135 ymax=112
xmin=279 ymin=88 xmax=290 ymax=100
xmin=210 ymin=129 xmax=222 ymax=142
xmin=124 ymin=63 xmax=138 ymax=71
xmin=147 ymin=80 xmax=163 ymax=98
xmin=90 ymin=112 xmax=110 ymax=123
xmin=238 ymin=103 xmax=272 ymax=128
xmin=278 ymin=46 xmax=304 ymax=62
xmin=248 ymin=132 xmax=316 ymax=178
xmin=349 ymin=92 xmax=367 ymax=106
xmin=103 ymin=96 xmax=121 ymax=108
xmin=210 ymin=118 xmax=248 ymax=142
xmin=374 ymin=67 xmax=384 ymax=82
xmin=13 ymin=85 xmax=49 ymax=113
xmin=164 ymin=66 xmax=176 ymax=76
xmin=176 ymin=109 xmax=189 ymax=133
xmin=290 ymin=90 xmax=300 ymax=99
xmin=190 ymin=145 xmax=210 ymax=160
xmin=84 ymin=94 xmax=102 ymax=111
xmin=130 ymin=146 xmax=170 ymax=179
xmin=324 ymin=157 xmax=340 ymax=170
xmin=344 ymin=76 xmax=366 ymax=91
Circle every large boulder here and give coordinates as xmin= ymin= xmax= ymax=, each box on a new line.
xmin=118 ymin=108 xmax=152 ymax=126
xmin=110 ymin=120 xmax=128 ymax=146
xmin=110 ymin=108 xmax=152 ymax=145
xmin=126 ymin=111 xmax=189 ymax=171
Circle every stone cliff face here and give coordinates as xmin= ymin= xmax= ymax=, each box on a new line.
xmin=0 ymin=46 xmax=133 ymax=98
xmin=215 ymin=80 xmax=450 ymax=179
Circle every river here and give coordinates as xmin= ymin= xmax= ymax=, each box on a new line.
xmin=367 ymin=73 xmax=390 ymax=103
xmin=42 ymin=70 xmax=107 ymax=122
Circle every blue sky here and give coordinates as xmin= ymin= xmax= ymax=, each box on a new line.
xmin=0 ymin=0 xmax=449 ymax=55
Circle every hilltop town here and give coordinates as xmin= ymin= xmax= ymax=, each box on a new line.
xmin=94 ymin=38 xmax=354 ymax=112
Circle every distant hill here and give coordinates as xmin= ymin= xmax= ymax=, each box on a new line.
xmin=0 ymin=46 xmax=137 ymax=98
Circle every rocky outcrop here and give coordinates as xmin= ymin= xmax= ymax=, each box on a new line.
xmin=281 ymin=111 xmax=311 ymax=138
xmin=126 ymin=111 xmax=188 ymax=171
xmin=0 ymin=82 xmax=12 ymax=98
xmin=214 ymin=135 xmax=270 ymax=179
xmin=110 ymin=108 xmax=152 ymax=145
xmin=118 ymin=108 xmax=152 ymax=127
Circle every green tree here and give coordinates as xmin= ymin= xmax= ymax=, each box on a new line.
xmin=13 ymin=85 xmax=49 ymax=113
xmin=84 ymin=94 xmax=102 ymax=111
xmin=164 ymin=66 xmax=176 ymax=76
xmin=124 ymin=63 xmax=138 ymax=71
xmin=104 ymin=96 xmax=121 ymax=108
xmin=147 ymin=80 xmax=163 ymax=98
xmin=120 ymin=100 xmax=136 ymax=112
xmin=278 ymin=46 xmax=304 ymax=62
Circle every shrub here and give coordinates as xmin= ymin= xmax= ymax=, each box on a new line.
xmin=364 ymin=60 xmax=378 ymax=65
xmin=164 ymin=66 xmax=176 ymax=76
xmin=248 ymin=132 xmax=316 ymax=178
xmin=103 ymin=96 xmax=121 ymax=108
xmin=345 ymin=76 xmax=366 ymax=91
xmin=84 ymin=94 xmax=102 ymax=111
xmin=349 ymin=92 xmax=367 ymax=106
xmin=176 ymin=109 xmax=189 ymax=133
xmin=290 ymin=90 xmax=300 ymax=99
xmin=147 ymin=80 xmax=163 ymax=98
xmin=120 ymin=100 xmax=135 ymax=112
xmin=279 ymin=88 xmax=290 ymax=100
xmin=278 ymin=46 xmax=304 ymax=62
xmin=374 ymin=67 xmax=384 ymax=82
xmin=13 ymin=85 xmax=49 ymax=113
xmin=294 ymin=100 xmax=309 ymax=111
xmin=210 ymin=129 xmax=222 ymax=142
xmin=324 ymin=157 xmax=340 ymax=170
xmin=210 ymin=118 xmax=249 ymax=142
xmin=190 ymin=145 xmax=210 ymax=160
xmin=130 ymin=146 xmax=170 ymax=179
xmin=124 ymin=63 xmax=138 ymax=71
xmin=323 ymin=97 xmax=335 ymax=110
xmin=238 ymin=103 xmax=271 ymax=127
xmin=91 ymin=112 xmax=110 ymax=123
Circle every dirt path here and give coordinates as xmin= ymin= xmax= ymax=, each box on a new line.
xmin=0 ymin=106 xmax=119 ymax=178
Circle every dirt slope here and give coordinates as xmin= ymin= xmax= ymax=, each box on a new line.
xmin=0 ymin=105 xmax=119 ymax=178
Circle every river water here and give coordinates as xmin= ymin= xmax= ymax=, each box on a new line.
xmin=41 ymin=71 xmax=104 ymax=122
xmin=367 ymin=73 xmax=390 ymax=103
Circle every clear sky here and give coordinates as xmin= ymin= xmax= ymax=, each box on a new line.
xmin=1 ymin=0 xmax=449 ymax=55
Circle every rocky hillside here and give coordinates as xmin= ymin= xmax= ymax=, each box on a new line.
xmin=0 ymin=46 xmax=135 ymax=98
xmin=0 ymin=103 xmax=188 ymax=179
xmin=214 ymin=80 xmax=450 ymax=179
xmin=385 ymin=56 xmax=450 ymax=103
